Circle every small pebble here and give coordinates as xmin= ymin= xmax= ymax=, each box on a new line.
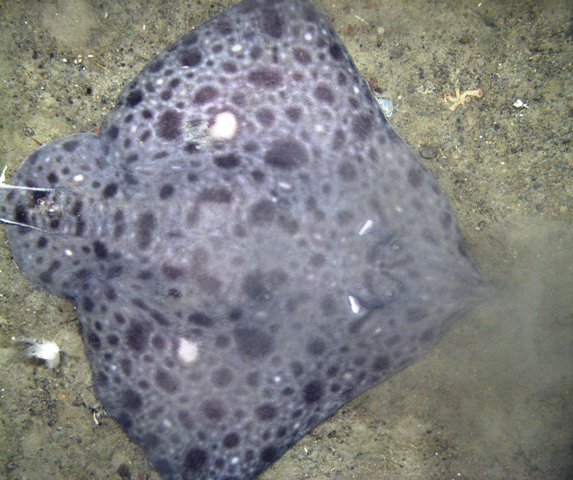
xmin=376 ymin=97 xmax=393 ymax=117
xmin=420 ymin=146 xmax=438 ymax=160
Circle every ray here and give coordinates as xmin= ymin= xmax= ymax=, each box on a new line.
xmin=0 ymin=1 xmax=492 ymax=479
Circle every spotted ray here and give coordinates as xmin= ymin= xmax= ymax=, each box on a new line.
xmin=0 ymin=0 xmax=492 ymax=479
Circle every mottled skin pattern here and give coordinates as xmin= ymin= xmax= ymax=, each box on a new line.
xmin=0 ymin=0 xmax=491 ymax=479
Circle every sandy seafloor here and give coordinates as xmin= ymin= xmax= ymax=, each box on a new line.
xmin=0 ymin=0 xmax=571 ymax=479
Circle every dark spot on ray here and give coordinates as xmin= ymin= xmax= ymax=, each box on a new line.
xmin=223 ymin=432 xmax=240 ymax=448
xmin=373 ymin=355 xmax=391 ymax=371
xmin=329 ymin=43 xmax=344 ymax=60
xmin=156 ymin=368 xmax=178 ymax=393
xmin=126 ymin=89 xmax=143 ymax=107
xmin=260 ymin=445 xmax=279 ymax=463
xmin=309 ymin=253 xmax=326 ymax=268
xmin=197 ymin=274 xmax=222 ymax=294
xmin=458 ymin=239 xmax=470 ymax=258
xmin=180 ymin=31 xmax=198 ymax=45
xmin=212 ymin=367 xmax=233 ymax=387
xmin=255 ymin=404 xmax=277 ymax=421
xmin=156 ymin=109 xmax=182 ymax=140
xmin=87 ymin=331 xmax=100 ymax=350
xmin=147 ymin=58 xmax=163 ymax=72
xmin=14 ymin=203 xmax=28 ymax=225
xmin=184 ymin=142 xmax=199 ymax=154
xmin=203 ymin=399 xmax=225 ymax=420
xmin=261 ymin=8 xmax=283 ymax=38
xmin=222 ymin=61 xmax=237 ymax=73
xmin=234 ymin=328 xmax=274 ymax=360
xmin=314 ymin=84 xmax=335 ymax=104
xmin=248 ymin=69 xmax=282 ymax=88
xmin=151 ymin=334 xmax=165 ymax=350
xmin=93 ymin=240 xmax=108 ymax=260
xmin=46 ymin=172 xmax=58 ymax=184
xmin=285 ymin=106 xmax=302 ymax=122
xmin=150 ymin=310 xmax=169 ymax=326
xmin=278 ymin=214 xmax=299 ymax=235
xmin=246 ymin=371 xmax=259 ymax=387
xmin=214 ymin=153 xmax=240 ymax=169
xmin=125 ymin=320 xmax=151 ymax=352
xmin=184 ymin=448 xmax=207 ymax=473
xmin=293 ymin=48 xmax=311 ymax=64
xmin=320 ymin=295 xmax=338 ymax=316
xmin=407 ymin=308 xmax=427 ymax=323
xmin=229 ymin=308 xmax=242 ymax=321
xmin=255 ymin=108 xmax=274 ymax=127
xmin=188 ymin=312 xmax=214 ymax=327
xmin=307 ymin=338 xmax=326 ymax=356
xmin=250 ymin=45 xmax=262 ymax=60
xmin=251 ymin=169 xmax=265 ymax=183
xmin=338 ymin=161 xmax=357 ymax=181
xmin=123 ymin=389 xmax=143 ymax=411
xmin=120 ymin=358 xmax=132 ymax=376
xmin=248 ymin=199 xmax=276 ymax=225
xmin=264 ymin=138 xmax=308 ymax=170
xmin=136 ymin=212 xmax=155 ymax=249
xmin=179 ymin=48 xmax=202 ymax=67
xmin=408 ymin=167 xmax=423 ymax=188
xmin=421 ymin=328 xmax=435 ymax=343
xmin=194 ymin=85 xmax=218 ymax=105
xmin=62 ymin=140 xmax=79 ymax=152
xmin=159 ymin=184 xmax=175 ymax=199
xmin=107 ymin=125 xmax=119 ymax=140
xmin=178 ymin=410 xmax=194 ymax=430
xmin=39 ymin=260 xmax=61 ymax=284
xmin=303 ymin=380 xmax=323 ymax=403
xmin=102 ymin=183 xmax=118 ymax=198
xmin=83 ymin=296 xmax=95 ymax=312
xmin=162 ymin=264 xmax=183 ymax=280
xmin=215 ymin=334 xmax=230 ymax=348
xmin=352 ymin=113 xmax=374 ymax=140
xmin=198 ymin=187 xmax=232 ymax=203
xmin=291 ymin=361 xmax=304 ymax=376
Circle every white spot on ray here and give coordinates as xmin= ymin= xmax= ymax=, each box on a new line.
xmin=358 ymin=219 xmax=373 ymax=235
xmin=348 ymin=295 xmax=361 ymax=314
xmin=177 ymin=338 xmax=199 ymax=364
xmin=210 ymin=111 xmax=237 ymax=140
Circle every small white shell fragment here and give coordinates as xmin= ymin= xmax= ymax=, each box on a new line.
xmin=12 ymin=336 xmax=61 ymax=369
xmin=513 ymin=99 xmax=528 ymax=108
xmin=376 ymin=97 xmax=393 ymax=117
